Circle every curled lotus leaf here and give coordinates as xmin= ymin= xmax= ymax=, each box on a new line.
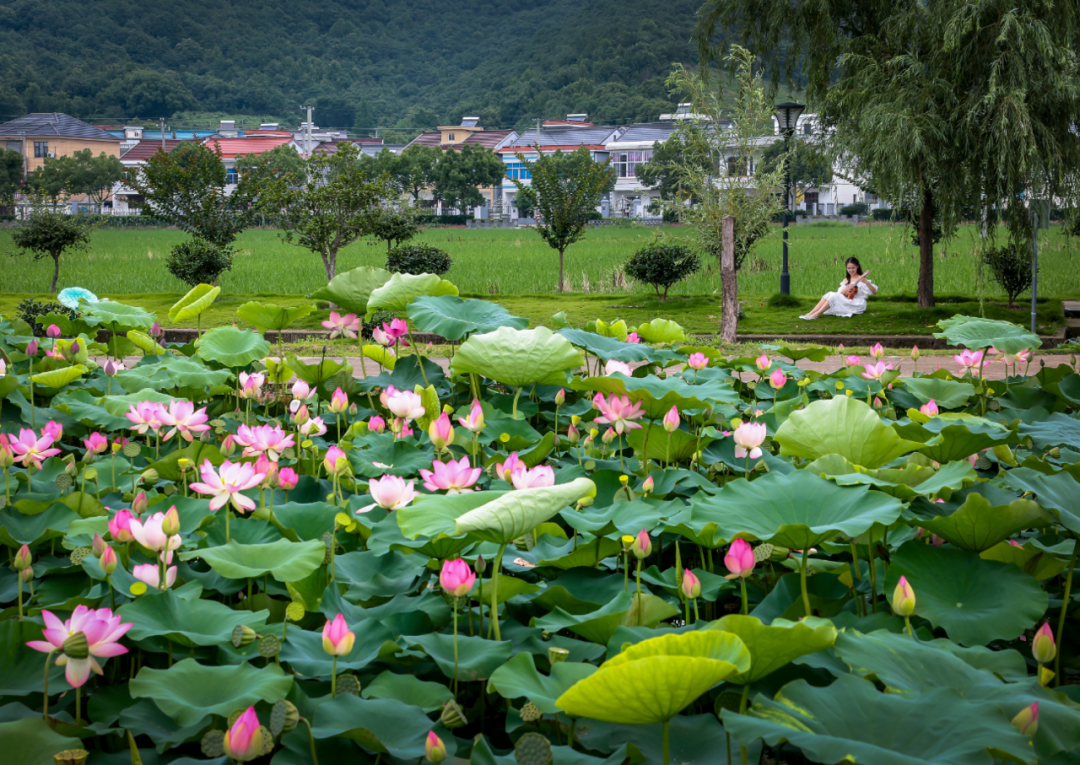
xmin=169 ymin=284 xmax=221 ymax=324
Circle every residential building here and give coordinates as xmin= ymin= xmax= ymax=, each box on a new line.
xmin=604 ymin=121 xmax=681 ymax=219
xmin=0 ymin=113 xmax=123 ymax=177
xmin=111 ymin=131 xmax=190 ymax=213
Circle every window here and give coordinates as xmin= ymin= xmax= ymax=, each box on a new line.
xmin=803 ymin=123 xmax=812 ymax=136
xmin=226 ymin=167 xmax=239 ymax=184
xmin=6 ymin=141 xmax=20 ymax=152
xmin=613 ymin=150 xmax=653 ymax=178
xmin=726 ymin=155 xmax=749 ymax=177
xmin=504 ymin=161 xmax=532 ymax=180
xmin=34 ymin=142 xmax=48 ymax=158
xmin=447 ymin=133 xmax=455 ymax=142
xmin=804 ymin=191 xmax=819 ymax=205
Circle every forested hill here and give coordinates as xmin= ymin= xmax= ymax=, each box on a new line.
xmin=0 ymin=0 xmax=702 ymax=131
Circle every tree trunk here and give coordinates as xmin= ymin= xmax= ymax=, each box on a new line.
xmin=50 ymin=254 xmax=60 ymax=294
xmin=558 ymin=248 xmax=565 ymax=292
xmin=917 ymin=189 xmax=935 ymax=308
xmin=720 ymin=216 xmax=738 ymax=344
xmin=323 ymin=251 xmax=337 ymax=282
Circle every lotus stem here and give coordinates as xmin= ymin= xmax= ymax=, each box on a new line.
xmin=452 ymin=599 xmax=460 ymax=699
xmin=740 ymin=577 xmax=749 ymax=616
xmin=693 ymin=598 xmax=700 ymax=623
xmin=17 ymin=575 xmax=23 ymax=621
xmin=490 ymin=543 xmax=507 ymax=641
xmin=850 ymin=541 xmax=866 ymax=617
xmin=41 ymin=648 xmax=57 ymax=719
xmin=301 ymin=718 xmax=320 ymax=765
xmin=29 ymin=355 xmax=36 ymax=430
xmin=107 ymin=574 xmax=115 ymax=610
xmin=800 ymin=546 xmax=811 ymax=618
xmin=406 ymin=326 xmax=429 ymax=387
xmin=662 ymin=718 xmax=670 ymax=765
xmin=904 ymin=615 xmax=914 ymax=638
xmin=224 ymin=508 xmax=231 ymax=543
xmin=3 ymin=465 xmax=9 ymax=505
xmin=477 ymin=575 xmax=484 ymax=638
xmin=511 ymin=387 xmax=522 ymax=420
xmin=867 ymin=541 xmax=878 ymax=613
xmin=739 ymin=683 xmax=751 ymax=765
xmin=623 ymin=551 xmax=629 ymax=592
xmin=635 ymin=558 xmax=643 ymax=626
xmin=331 ymin=655 xmax=338 ymax=697
xmin=685 ymin=594 xmax=690 ymax=625
xmin=75 ymin=684 xmax=81 ymax=725
xmin=1055 ymin=541 xmax=1077 ymax=686
xmin=569 ymin=718 xmax=577 ymax=751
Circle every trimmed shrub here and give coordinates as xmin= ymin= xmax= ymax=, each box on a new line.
xmin=839 ymin=203 xmax=869 ymax=216
xmin=983 ymin=243 xmax=1034 ymax=309
xmin=413 ymin=214 xmax=469 ymax=226
xmin=871 ymin=208 xmax=896 ymax=221
xmin=16 ymin=299 xmax=68 ymax=337
xmin=387 ymin=243 xmax=453 ymax=275
xmin=166 ymin=238 xmax=234 ymax=287
xmin=623 ymin=240 xmax=701 ymax=301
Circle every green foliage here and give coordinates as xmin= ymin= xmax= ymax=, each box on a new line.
xmin=637 ymin=137 xmax=711 ymax=205
xmin=166 ymin=238 xmax=234 ymax=287
xmin=235 ymin=144 xmax=304 ymax=186
xmin=367 ymin=206 xmax=420 ymax=255
xmin=0 ymin=149 xmax=24 ymax=202
xmin=15 ymin=298 xmax=68 ymax=337
xmin=430 ymin=144 xmax=506 ymax=213
xmin=623 ymin=239 xmax=701 ymax=300
xmin=9 ymin=202 xmax=95 ymax=292
xmin=758 ymin=138 xmax=833 ymax=201
xmin=30 ymin=150 xmax=125 ymax=208
xmin=983 ymin=243 xmax=1034 ymax=309
xmin=839 ymin=203 xmax=869 ymax=216
xmin=386 ymin=243 xmax=453 ymax=276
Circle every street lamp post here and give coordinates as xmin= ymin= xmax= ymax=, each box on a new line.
xmin=774 ymin=102 xmax=805 ymax=295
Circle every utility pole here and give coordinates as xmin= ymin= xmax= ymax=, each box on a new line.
xmin=160 ymin=118 xmax=166 ymax=151
xmin=303 ymin=106 xmax=313 ymax=158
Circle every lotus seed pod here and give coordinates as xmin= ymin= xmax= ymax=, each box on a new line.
xmin=769 ymin=545 xmax=791 ymax=562
xmin=140 ymin=468 xmax=159 ymax=485
xmin=335 ymin=674 xmax=361 ymax=696
xmin=54 ymin=473 xmax=73 ymax=491
xmin=285 ymin=602 xmax=305 ymax=622
xmin=257 ymin=634 xmax=281 ymax=658
xmin=83 ymin=467 xmax=98 ymax=483
xmin=53 ymin=750 xmax=89 ymax=765
xmin=69 ymin=547 xmax=92 ymax=566
xmin=270 ymin=699 xmax=300 ymax=737
xmin=227 ymin=708 xmax=244 ymax=728
xmin=753 ymin=543 xmax=774 ymax=563
xmin=514 ymin=731 xmax=553 ymax=765
xmin=440 ymin=699 xmax=468 ymax=729
xmin=715 ymin=689 xmax=744 ymax=715
xmin=122 ymin=442 xmax=142 ymax=458
xmin=201 ymin=730 xmax=226 ymax=758
xmin=232 ymin=625 xmax=258 ymax=648
xmin=62 ymin=631 xmax=89 ymax=660
xmin=548 ymin=647 xmax=569 ymax=665
xmin=258 ymin=726 xmax=275 ymax=756
xmin=519 ymin=702 xmax=543 ymax=722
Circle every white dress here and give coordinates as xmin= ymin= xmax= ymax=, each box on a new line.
xmin=822 ymin=278 xmax=873 ymax=317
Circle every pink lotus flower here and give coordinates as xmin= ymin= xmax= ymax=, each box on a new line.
xmin=496 ymin=452 xmax=524 ymax=481
xmin=277 ymin=467 xmax=299 ymax=491
xmin=860 ymin=361 xmax=893 ymax=380
xmin=323 ymin=445 xmax=350 ymax=476
xmin=428 ymin=412 xmax=455 ymax=449
xmin=363 ymin=475 xmax=419 ymax=512
xmin=365 ymin=415 xmax=385 ymax=434
xmin=222 ymin=706 xmax=263 ymax=762
xmin=662 ymin=405 xmax=680 ymax=433
xmin=870 ymin=343 xmax=885 ymax=360
xmin=384 ymin=318 xmax=410 ymax=343
xmin=420 ymin=456 xmax=481 ymax=493
xmin=322 ymin=311 xmax=360 ymax=340
xmin=291 ymin=380 xmax=311 ymax=401
xmin=234 ymin=424 xmax=295 ymax=462
xmin=46 ymin=324 xmax=61 ymax=338
xmin=238 ymin=372 xmax=265 ymax=400
xmin=641 ymin=475 xmax=654 ymax=494
xmin=687 ymin=353 xmax=707 ymax=371
xmin=43 ymin=420 xmax=63 ymax=442
xmin=954 ymin=349 xmax=984 ymax=375
xmin=892 ymin=575 xmax=916 ymax=616
xmin=83 ymin=432 xmax=108 ymax=455
xmin=159 ymin=400 xmax=210 ymax=443
xmin=510 ymin=464 xmax=555 ymax=489
xmin=99 ymin=545 xmax=118 ymax=574
xmin=769 ymin=369 xmax=787 ymax=389
xmin=133 ymin=558 xmax=177 ymax=590
xmin=755 ymin=353 xmax=771 ymax=372
xmin=14 ymin=544 xmax=31 ymax=570
xmin=733 ymin=422 xmax=766 ymax=459
xmin=255 ymin=454 xmax=278 ymax=488
xmin=300 ymin=416 xmax=327 ymax=438
xmin=189 ymin=459 xmax=266 ymax=513
xmin=724 ymin=539 xmax=755 ymax=579
xmin=682 ymin=569 xmax=701 ymax=599
xmin=920 ymin=399 xmax=939 ymax=416
xmin=129 ymin=511 xmax=181 ymax=553
xmin=125 ymin=401 xmax=165 ymax=435
xmin=631 ymin=529 xmax=651 ymax=559
xmin=845 ymin=355 xmax=861 ymax=366
xmin=27 ymin=605 xmax=133 ymax=687
xmin=426 ymin=730 xmax=447 ymax=763
xmin=386 ymin=389 xmax=425 ymax=421
xmin=626 ymin=332 xmax=641 ymax=344
xmin=458 ymin=399 xmax=485 ymax=433
xmin=604 ymin=359 xmax=633 ymax=377
xmin=10 ymin=428 xmax=61 ymax=468
xmin=1033 ymin=622 xmax=1056 ymax=664
xmin=372 ymin=326 xmax=391 ymax=346
xmin=322 ymin=613 xmax=355 ymax=656
xmin=328 ymin=387 xmax=349 ymax=414
xmin=440 ymin=558 xmax=476 ymax=598
xmin=593 ymin=393 xmax=645 ymax=434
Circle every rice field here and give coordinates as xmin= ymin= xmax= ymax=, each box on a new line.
xmin=1 ymin=221 xmax=1078 ymax=299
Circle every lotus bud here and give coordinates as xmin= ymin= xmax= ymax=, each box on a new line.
xmin=328 ymin=387 xmax=349 ymax=414
xmin=162 ymin=505 xmax=181 ymax=537
xmin=662 ymin=405 xmax=680 ymax=433
xmin=26 ymin=339 xmax=39 ymax=356
xmin=64 ymin=460 xmax=78 ymax=478
xmin=549 ymin=646 xmax=570 ymax=665
xmin=642 ymin=475 xmax=654 ymax=495
xmin=769 ymin=369 xmax=787 ymax=389
xmin=682 ymin=568 xmax=701 ymax=599
xmin=19 ymin=566 xmax=33 ymax=583
xmin=100 ymin=545 xmax=118 ymax=575
xmin=567 ymin=423 xmax=580 ymax=444
xmin=91 ymin=533 xmax=108 ymax=557
xmin=221 ymin=433 xmax=237 ymax=456
xmin=891 ymin=576 xmax=916 ymax=617
xmin=631 ymin=529 xmax=651 ymax=560
xmin=348 ymin=402 xmax=358 ymax=417
xmin=1011 ymin=702 xmax=1038 ymax=736
xmin=1032 ymin=622 xmax=1056 ymax=665
xmin=13 ymin=544 xmax=32 ymax=571
xmin=439 ymin=558 xmax=476 ymax=598
xmin=322 ymin=613 xmax=355 ymax=656
xmin=47 ymin=325 xmax=61 ymax=338
xmin=140 ymin=468 xmax=159 ymax=486
xmin=132 ymin=491 xmax=149 ymax=515
xmin=474 ymin=554 xmax=486 ymax=575
xmin=911 ymin=345 xmax=920 ymax=361
xmin=428 ymin=412 xmax=455 ymax=450
xmin=62 ymin=631 xmax=89 ymax=660
xmin=368 ymin=415 xmax=386 ymax=434
xmin=554 ymin=388 xmax=565 ymax=406
xmin=0 ymin=440 xmax=13 ymax=470
xmin=292 ymin=405 xmax=310 ymax=426
xmin=223 ymin=707 xmax=263 ymax=762
xmin=870 ymin=342 xmax=884 ymax=360
xmin=724 ymin=539 xmax=755 ymax=579
xmin=150 ymin=322 xmax=164 ymax=339
xmin=688 ymin=352 xmax=707 ymax=371
xmin=601 ymin=427 xmax=616 ymax=445
xmin=425 ymin=731 xmax=446 ymax=763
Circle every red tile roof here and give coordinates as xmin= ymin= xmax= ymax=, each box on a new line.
xmin=202 ymin=136 xmax=294 ymax=158
xmin=405 ymin=129 xmax=514 ymax=151
xmin=498 ymin=144 xmax=607 ymax=152
xmin=120 ymin=139 xmax=190 ymax=161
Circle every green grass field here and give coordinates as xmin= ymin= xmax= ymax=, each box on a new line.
xmin=0 ymin=221 xmax=1074 ymax=337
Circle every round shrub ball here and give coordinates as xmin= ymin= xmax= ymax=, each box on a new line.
xmin=166 ymin=239 xmax=234 ymax=287
xmin=623 ymin=240 xmax=701 ymax=300
xmin=386 ymin=243 xmax=453 ymax=276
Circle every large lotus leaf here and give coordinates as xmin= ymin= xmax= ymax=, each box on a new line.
xmin=396 ymin=490 xmax=508 ymax=539
xmin=362 ymin=670 xmax=454 ymax=713
xmin=407 ymin=294 xmax=528 ymax=341
xmin=692 ymin=470 xmax=904 ymax=549
xmin=101 ymin=388 xmax=180 ymax=417
xmin=1019 ymin=413 xmax=1080 ymax=451
xmin=126 ymin=329 xmax=166 ymax=356
xmin=0 ymin=502 xmax=80 ymax=547
xmin=30 ymin=364 xmax=87 ymax=389
xmin=900 ymin=377 xmax=976 ymax=409
xmin=626 ymin=422 xmax=715 ymax=463
xmin=406 ymin=632 xmax=514 ymax=682
xmin=981 ymin=540 xmax=1070 ymax=581
xmin=999 ymin=468 xmax=1080 ymax=535
xmin=454 ymin=477 xmax=596 ymax=543
xmin=196 ymin=326 xmax=270 ymax=368
xmin=533 ymin=592 xmax=679 ymax=645
xmin=885 ymin=541 xmax=1048 ymax=646
xmin=775 ymin=396 xmax=923 ymax=468
xmin=308 ymin=266 xmax=393 ymax=314
xmin=150 ymin=355 xmax=233 ymax=390
xmin=451 ymin=326 xmax=581 ymax=388
xmin=118 ymin=588 xmax=269 ymax=647
xmin=169 ymin=284 xmax=220 ymax=324
xmin=558 ymin=328 xmax=665 ymax=363
xmin=348 ymin=440 xmax=433 ymax=478
xmin=778 ymin=343 xmax=830 ymax=362
xmin=361 ymin=344 xmax=396 ymax=370
xmin=702 ymin=615 xmax=837 ymax=684
xmin=178 ymin=539 xmax=325 ymax=581
xmin=570 ymin=373 xmax=740 ymax=419
xmin=0 ymin=717 xmax=81 ymax=765
xmin=725 ymin=674 xmax=1033 ymax=765
xmin=935 ymin=315 xmax=1041 ymax=354
xmin=285 ymin=355 xmax=350 ymax=386
xmin=365 ymin=272 xmax=458 ymax=316
xmin=909 ymin=491 xmax=1050 ymax=552
xmin=0 ymin=620 xmax=73 ymax=696
xmin=894 ymin=413 xmax=1019 ymax=463
xmin=278 ymin=620 xmax=395 ymax=677
xmin=556 ymin=632 xmax=749 ymax=725
xmin=809 ymin=455 xmax=977 ymax=500
xmin=632 ymin=318 xmax=686 ymax=344
xmin=488 ymin=652 xmax=598 ymax=715
xmin=309 ymin=694 xmax=436 ymax=759
xmin=85 ymin=300 xmax=157 ymax=332
xmin=130 ymin=659 xmax=293 ymax=726
xmin=235 ymin=301 xmax=315 ymax=334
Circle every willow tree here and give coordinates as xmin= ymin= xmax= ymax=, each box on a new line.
xmin=696 ymin=0 xmax=1080 ymax=308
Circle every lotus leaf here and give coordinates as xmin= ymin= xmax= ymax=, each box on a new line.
xmin=999 ymin=468 xmax=1080 ymax=535
xmin=308 ymin=265 xmax=393 ymax=314
xmin=365 ymin=272 xmax=458 ymax=316
xmin=168 ymin=284 xmax=220 ymax=324
xmin=935 ymin=314 xmax=1042 ymax=354
xmin=1019 ymin=413 xmax=1080 ymax=451
xmin=900 ymin=376 xmax=976 ymax=408
xmin=533 ymin=592 xmax=679 ymax=644
xmin=631 ymin=318 xmax=686 ymax=344
xmin=778 ymin=343 xmax=829 ymax=362
xmin=195 ymin=326 xmax=270 ymax=368
xmin=488 ymin=652 xmax=598 ymax=714
xmin=285 ymin=355 xmax=350 ymax=386
xmin=178 ymin=539 xmax=326 ymax=581
xmin=452 ymin=326 xmax=582 ymax=387
xmin=894 ymin=413 xmax=1019 ymax=462
xmin=571 ymin=373 xmax=740 ymax=419
xmin=235 ymin=301 xmax=315 ymax=334
xmin=308 ymin=694 xmax=439 ymax=759
xmin=907 ymin=490 xmax=1050 ymax=551
xmin=809 ymin=454 xmax=977 ymax=500
xmin=407 ymin=632 xmax=514 ymax=682
xmin=702 ymin=614 xmax=837 ymax=684
xmin=775 ymin=396 xmax=923 ymax=468
xmin=129 ymin=659 xmax=293 ymax=726
xmin=85 ymin=300 xmax=157 ymax=332
xmin=407 ymin=294 xmax=528 ymax=340
xmin=556 ymin=631 xmax=750 ymax=725
xmin=118 ymin=588 xmax=269 ymax=647
xmin=277 ymin=620 xmax=395 ymax=676
xmin=361 ymin=670 xmax=454 ymax=712
xmin=559 ymin=328 xmax=665 ymax=363
xmin=30 ymin=364 xmax=87 ymax=389
xmin=361 ymin=344 xmax=396 ymax=370
xmin=0 ymin=716 xmax=81 ymax=765
xmin=454 ymin=477 xmax=596 ymax=543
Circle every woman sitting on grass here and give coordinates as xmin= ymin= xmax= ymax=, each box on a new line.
xmin=800 ymin=257 xmax=877 ymax=320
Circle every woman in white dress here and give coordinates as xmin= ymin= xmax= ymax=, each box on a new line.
xmin=799 ymin=257 xmax=877 ymax=320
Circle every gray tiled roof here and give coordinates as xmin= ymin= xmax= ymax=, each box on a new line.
xmin=507 ymin=125 xmax=620 ymax=148
xmin=0 ymin=113 xmax=120 ymax=141
xmin=612 ymin=122 xmax=680 ymax=143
